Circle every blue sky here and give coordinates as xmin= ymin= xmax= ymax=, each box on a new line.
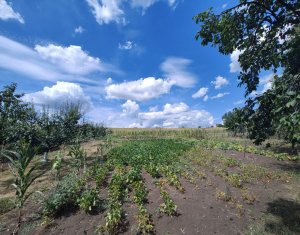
xmin=0 ymin=0 xmax=273 ymax=127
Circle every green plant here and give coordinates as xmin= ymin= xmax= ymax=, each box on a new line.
xmin=0 ymin=197 xmax=15 ymax=215
xmin=136 ymin=205 xmax=155 ymax=234
xmin=0 ymin=141 xmax=45 ymax=234
xmin=52 ymin=151 xmax=63 ymax=180
xmin=43 ymin=173 xmax=81 ymax=217
xmin=158 ymin=188 xmax=177 ymax=216
xmin=77 ymin=188 xmax=99 ymax=213
xmin=69 ymin=140 xmax=87 ymax=173
xmin=216 ymin=190 xmax=234 ymax=202
xmin=226 ymin=173 xmax=243 ymax=188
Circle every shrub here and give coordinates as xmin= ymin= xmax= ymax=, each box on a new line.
xmin=43 ymin=173 xmax=81 ymax=217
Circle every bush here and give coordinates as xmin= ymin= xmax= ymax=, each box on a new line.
xmin=42 ymin=173 xmax=82 ymax=217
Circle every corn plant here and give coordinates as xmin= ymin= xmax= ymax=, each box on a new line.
xmin=0 ymin=141 xmax=44 ymax=234
xmin=69 ymin=139 xmax=87 ymax=174
xmin=52 ymin=151 xmax=63 ymax=181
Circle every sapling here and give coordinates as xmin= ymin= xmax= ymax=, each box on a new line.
xmin=0 ymin=141 xmax=45 ymax=234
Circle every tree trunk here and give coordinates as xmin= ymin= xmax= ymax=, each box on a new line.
xmin=42 ymin=151 xmax=48 ymax=163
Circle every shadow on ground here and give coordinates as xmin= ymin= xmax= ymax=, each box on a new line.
xmin=265 ymin=198 xmax=300 ymax=234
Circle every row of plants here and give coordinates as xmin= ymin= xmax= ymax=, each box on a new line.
xmin=198 ymin=139 xmax=299 ymax=161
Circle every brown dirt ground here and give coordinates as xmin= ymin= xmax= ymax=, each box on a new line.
xmin=1 ymin=145 xmax=300 ymax=235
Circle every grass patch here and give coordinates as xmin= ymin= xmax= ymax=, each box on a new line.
xmin=0 ymin=197 xmax=15 ymax=215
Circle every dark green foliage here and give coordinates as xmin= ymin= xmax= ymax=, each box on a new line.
xmin=194 ymin=0 xmax=299 ymax=95
xmin=222 ymin=108 xmax=246 ymax=135
xmin=0 ymin=83 xmax=107 ymax=154
xmin=194 ymin=2 xmax=300 ymax=148
xmin=0 ymin=83 xmax=39 ymax=148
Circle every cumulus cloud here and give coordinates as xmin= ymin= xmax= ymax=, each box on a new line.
xmin=211 ymin=76 xmax=229 ymax=89
xmin=0 ymin=36 xmax=116 ymax=83
xmin=230 ymin=49 xmax=242 ymax=73
xmin=161 ymin=57 xmax=196 ymax=88
xmin=192 ymin=87 xmax=208 ymax=99
xmin=261 ymin=73 xmax=274 ymax=93
xmin=0 ymin=0 xmax=24 ymax=23
xmin=211 ymin=92 xmax=230 ymax=99
xmin=86 ymin=0 xmax=125 ymax=25
xmin=105 ymin=77 xmax=174 ymax=101
xmin=119 ymin=41 xmax=135 ymax=50
xmin=35 ymin=44 xmax=105 ymax=75
xmin=122 ymin=100 xmax=140 ymax=116
xmin=75 ymin=26 xmax=85 ymax=34
xmin=137 ymin=102 xmax=214 ymax=128
xmin=23 ymin=82 xmax=92 ymax=112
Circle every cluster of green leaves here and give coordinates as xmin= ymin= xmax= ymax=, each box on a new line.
xmin=77 ymin=188 xmax=99 ymax=213
xmin=0 ymin=141 xmax=43 ymax=209
xmin=69 ymin=140 xmax=87 ymax=173
xmin=194 ymin=1 xmax=300 ymax=149
xmin=101 ymin=167 xmax=127 ymax=234
xmin=42 ymin=173 xmax=82 ymax=217
xmin=158 ymin=187 xmax=177 ymax=216
xmin=0 ymin=83 xmax=107 ymax=154
xmin=160 ymin=165 xmax=185 ymax=193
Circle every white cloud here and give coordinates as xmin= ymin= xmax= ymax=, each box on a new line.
xmin=222 ymin=3 xmax=227 ymax=9
xmin=260 ymin=73 xmax=274 ymax=93
xmin=119 ymin=41 xmax=135 ymax=50
xmin=105 ymin=77 xmax=174 ymax=101
xmin=130 ymin=0 xmax=158 ymax=10
xmin=0 ymin=0 xmax=24 ymax=23
xmin=86 ymin=0 xmax=125 ymax=25
xmin=130 ymin=0 xmax=178 ymax=11
xmin=137 ymin=102 xmax=214 ymax=128
xmin=230 ymin=49 xmax=242 ymax=73
xmin=35 ymin=44 xmax=104 ymax=75
xmin=234 ymin=100 xmax=244 ymax=105
xmin=192 ymin=87 xmax=208 ymax=99
xmin=161 ymin=57 xmax=196 ymax=88
xmin=0 ymin=36 xmax=115 ymax=83
xmin=203 ymin=95 xmax=209 ymax=101
xmin=106 ymin=77 xmax=113 ymax=84
xmin=23 ymin=82 xmax=92 ymax=112
xmin=211 ymin=92 xmax=230 ymax=99
xmin=75 ymin=26 xmax=85 ymax=34
xmin=211 ymin=76 xmax=229 ymax=89
xmin=122 ymin=100 xmax=139 ymax=116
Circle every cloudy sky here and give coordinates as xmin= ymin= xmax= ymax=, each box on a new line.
xmin=0 ymin=0 xmax=272 ymax=128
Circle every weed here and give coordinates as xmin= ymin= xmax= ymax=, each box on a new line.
xmin=0 ymin=197 xmax=15 ymax=215
xmin=242 ymin=189 xmax=256 ymax=204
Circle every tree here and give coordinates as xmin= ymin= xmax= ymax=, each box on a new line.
xmin=0 ymin=83 xmax=39 ymax=148
xmin=222 ymin=108 xmax=246 ymax=136
xmin=194 ymin=1 xmax=300 ymax=149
